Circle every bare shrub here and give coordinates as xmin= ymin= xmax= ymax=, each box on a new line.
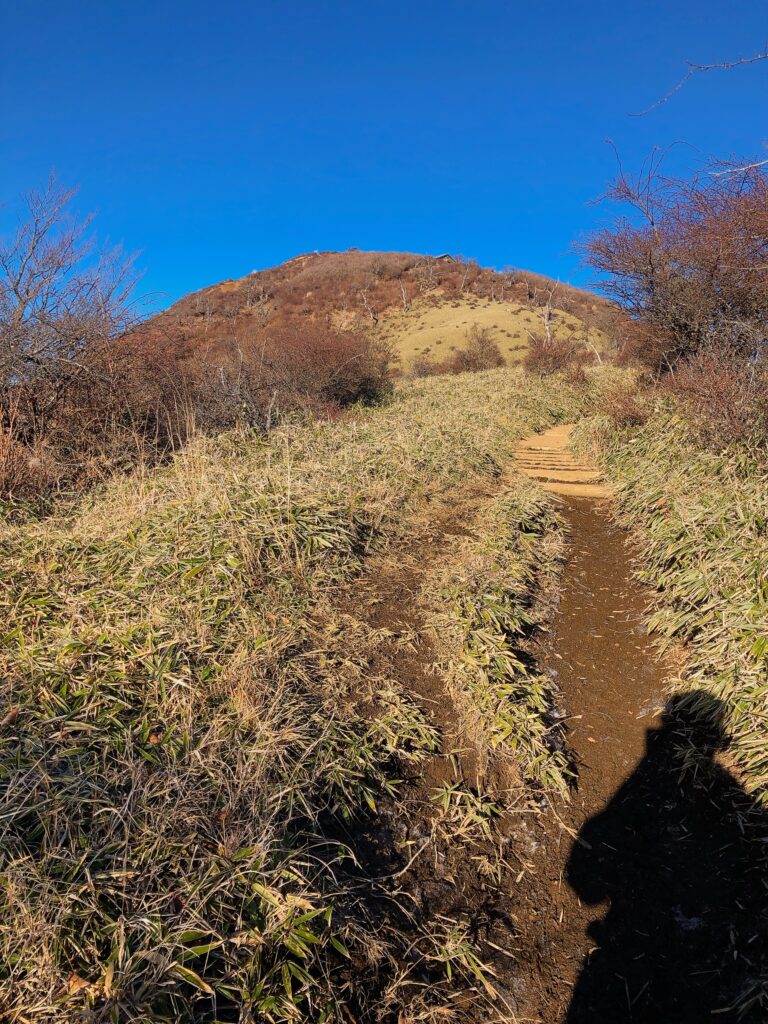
xmin=583 ymin=161 xmax=768 ymax=371
xmin=668 ymin=350 xmax=768 ymax=447
xmin=523 ymin=334 xmax=581 ymax=375
xmin=0 ymin=432 xmax=54 ymax=498
xmin=563 ymin=361 xmax=590 ymax=389
xmin=0 ymin=179 xmax=156 ymax=496
xmin=446 ymin=325 xmax=505 ymax=374
xmin=0 ymin=178 xmax=137 ymax=447
xmin=411 ymin=352 xmax=439 ymax=377
xmin=582 ymin=160 xmax=768 ymax=444
xmin=410 ymin=326 xmax=505 ymax=378
xmin=600 ymin=378 xmax=649 ymax=428
xmin=202 ymin=328 xmax=395 ymax=428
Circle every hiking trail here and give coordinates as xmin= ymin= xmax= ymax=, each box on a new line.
xmin=510 ymin=423 xmax=764 ymax=1023
xmin=321 ymin=422 xmax=764 ymax=1022
xmin=514 ymin=423 xmax=611 ymax=499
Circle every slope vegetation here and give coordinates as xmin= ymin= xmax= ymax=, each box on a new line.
xmin=0 ymin=368 xmax=589 ymax=1023
xmin=134 ymin=250 xmax=618 ymax=373
xmin=377 ymin=294 xmax=610 ymax=368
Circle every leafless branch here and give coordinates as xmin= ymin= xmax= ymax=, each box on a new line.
xmin=633 ymin=45 xmax=768 ymax=116
xmin=712 ymin=157 xmax=768 ymax=177
xmin=0 ymin=176 xmax=138 ymax=438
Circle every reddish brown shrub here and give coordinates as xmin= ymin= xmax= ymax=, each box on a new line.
xmin=563 ymin=362 xmax=589 ymax=389
xmin=258 ymin=328 xmax=393 ymax=409
xmin=411 ymin=353 xmax=440 ymax=377
xmin=178 ymin=327 xmax=394 ymax=434
xmin=584 ymin=163 xmax=768 ymax=371
xmin=409 ymin=325 xmax=505 ymax=378
xmin=667 ymin=350 xmax=768 ymax=447
xmin=0 ymin=395 xmax=65 ymax=499
xmin=0 ymin=433 xmax=48 ymax=498
xmin=523 ymin=334 xmax=581 ymax=375
xmin=600 ymin=379 xmax=649 ymax=428
xmin=445 ymin=325 xmax=505 ymax=374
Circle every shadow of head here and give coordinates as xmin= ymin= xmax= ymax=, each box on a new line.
xmin=662 ymin=689 xmax=729 ymax=755
xmin=566 ymin=688 xmax=734 ymax=907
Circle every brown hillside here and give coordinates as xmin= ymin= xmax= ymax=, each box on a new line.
xmin=129 ymin=250 xmax=620 ymax=372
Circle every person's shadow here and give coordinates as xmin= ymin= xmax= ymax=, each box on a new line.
xmin=566 ymin=690 xmax=768 ymax=1023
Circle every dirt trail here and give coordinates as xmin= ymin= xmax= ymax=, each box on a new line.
xmin=511 ymin=424 xmax=765 ymax=1023
xmin=514 ymin=423 xmax=611 ymax=499
xmin=321 ymin=425 xmax=765 ymax=1022
xmin=330 ymin=428 xmax=676 ymax=1020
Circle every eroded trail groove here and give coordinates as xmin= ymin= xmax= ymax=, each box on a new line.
xmin=512 ymin=425 xmax=764 ymax=1023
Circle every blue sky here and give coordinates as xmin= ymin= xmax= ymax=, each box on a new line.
xmin=2 ymin=1 xmax=766 ymax=310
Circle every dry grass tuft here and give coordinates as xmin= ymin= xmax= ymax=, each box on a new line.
xmin=429 ymin=484 xmax=569 ymax=796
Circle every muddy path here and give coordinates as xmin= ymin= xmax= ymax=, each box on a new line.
xmin=318 ymin=425 xmax=766 ymax=1022
xmin=512 ymin=425 xmax=767 ymax=1023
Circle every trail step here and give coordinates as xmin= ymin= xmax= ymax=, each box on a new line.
xmin=514 ymin=423 xmax=612 ymax=499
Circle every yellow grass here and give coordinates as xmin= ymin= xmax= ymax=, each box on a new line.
xmin=376 ymin=296 xmax=609 ymax=368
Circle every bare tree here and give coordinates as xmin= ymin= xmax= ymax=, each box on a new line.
xmin=456 ymin=255 xmax=478 ymax=294
xmin=358 ymin=286 xmax=378 ymax=325
xmin=0 ymin=177 xmax=137 ymax=440
xmin=635 ymin=45 xmax=768 ymax=173
xmin=499 ymin=266 xmax=516 ymax=301
xmin=523 ymin=280 xmax=559 ymax=345
xmin=576 ymin=312 xmax=604 ymax=365
xmin=415 ymin=256 xmax=438 ymax=293
xmin=582 ymin=161 xmax=768 ymax=369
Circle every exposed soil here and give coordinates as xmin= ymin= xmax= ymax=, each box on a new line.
xmin=514 ymin=423 xmax=611 ymax=499
xmin=511 ymin=426 xmax=768 ymax=1023
xmin=337 ymin=476 xmax=504 ymax=779
xmin=321 ymin=475 xmax=548 ymax=1019
xmin=326 ymin=425 xmax=768 ymax=1022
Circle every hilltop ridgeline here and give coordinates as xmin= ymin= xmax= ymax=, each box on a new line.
xmin=134 ymin=249 xmax=616 ymax=367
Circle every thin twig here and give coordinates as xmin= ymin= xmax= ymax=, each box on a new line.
xmin=633 ymin=46 xmax=768 ymax=116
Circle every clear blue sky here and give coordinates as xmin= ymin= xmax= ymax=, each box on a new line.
xmin=2 ymin=1 xmax=766 ymax=310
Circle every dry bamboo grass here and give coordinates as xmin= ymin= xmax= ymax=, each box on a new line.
xmin=428 ymin=483 xmax=569 ymax=796
xmin=0 ymin=369 xmax=591 ymax=1022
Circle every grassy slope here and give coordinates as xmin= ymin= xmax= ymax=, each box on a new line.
xmin=0 ymin=369 xmax=586 ymax=1023
xmin=579 ymin=411 xmax=768 ymax=802
xmin=376 ymin=296 xmax=610 ymax=368
xmin=430 ymin=485 xmax=569 ymax=795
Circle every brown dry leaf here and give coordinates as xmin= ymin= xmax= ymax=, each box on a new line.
xmin=66 ymin=973 xmax=91 ymax=995
xmin=0 ymin=707 xmax=19 ymax=729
